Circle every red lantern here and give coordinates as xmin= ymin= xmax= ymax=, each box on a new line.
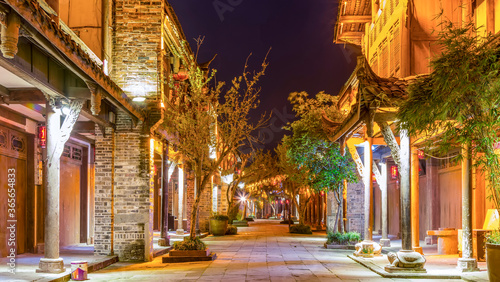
xmin=391 ymin=166 xmax=398 ymax=179
xmin=39 ymin=125 xmax=46 ymax=148
xmin=418 ymin=150 xmax=424 ymax=159
xmin=173 ymin=69 xmax=189 ymax=81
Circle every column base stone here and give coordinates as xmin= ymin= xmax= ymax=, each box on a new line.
xmin=36 ymin=258 xmax=65 ymax=274
xmin=158 ymin=238 xmax=170 ymax=247
xmin=176 ymin=229 xmax=185 ymax=235
xmin=380 ymin=238 xmax=391 ymax=247
xmin=457 ymin=258 xmax=479 ymax=272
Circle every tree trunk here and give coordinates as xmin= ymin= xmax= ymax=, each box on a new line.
xmin=189 ymin=189 xmax=202 ymax=239
xmin=339 ymin=196 xmax=344 ymax=233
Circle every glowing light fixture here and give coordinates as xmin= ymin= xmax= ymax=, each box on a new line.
xmin=132 ymin=97 xmax=146 ymax=102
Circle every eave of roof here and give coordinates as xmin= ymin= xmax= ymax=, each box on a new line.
xmin=5 ymin=0 xmax=145 ymax=121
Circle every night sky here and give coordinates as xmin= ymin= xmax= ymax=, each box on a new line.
xmin=169 ymin=0 xmax=360 ymax=150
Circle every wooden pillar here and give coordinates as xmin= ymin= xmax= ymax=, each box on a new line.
xmin=457 ymin=144 xmax=479 ymax=271
xmin=159 ymin=142 xmax=170 ymax=246
xmin=400 ymin=130 xmax=411 ymax=251
xmin=380 ymin=162 xmax=390 ymax=246
xmin=411 ymin=146 xmax=422 ymax=254
xmin=364 ymin=138 xmax=374 ymax=241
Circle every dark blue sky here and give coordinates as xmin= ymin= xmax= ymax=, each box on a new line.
xmin=169 ymin=0 xmax=359 ymax=150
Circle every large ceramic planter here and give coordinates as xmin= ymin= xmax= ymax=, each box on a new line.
xmin=210 ymin=219 xmax=228 ymax=236
xmin=486 ymin=243 xmax=500 ymax=282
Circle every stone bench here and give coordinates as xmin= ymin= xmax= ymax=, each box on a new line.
xmin=426 ymin=228 xmax=458 ymax=255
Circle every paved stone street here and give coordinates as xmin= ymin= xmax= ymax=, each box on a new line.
xmin=87 ymin=220 xmax=462 ymax=282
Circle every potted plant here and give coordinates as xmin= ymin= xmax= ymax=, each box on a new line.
xmin=486 ymin=228 xmax=500 ymax=281
xmin=210 ymin=213 xmax=229 ymax=236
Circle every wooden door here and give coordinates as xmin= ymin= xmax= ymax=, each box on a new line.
xmin=60 ymin=150 xmax=81 ymax=246
xmin=438 ymin=168 xmax=462 ymax=229
xmin=0 ymin=125 xmax=28 ymax=257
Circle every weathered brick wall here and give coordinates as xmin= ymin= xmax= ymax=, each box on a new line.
xmin=198 ymin=183 xmax=212 ymax=232
xmin=346 ymin=181 xmax=365 ymax=236
xmin=94 ymin=125 xmax=115 ymax=256
xmin=113 ymin=111 xmax=152 ymax=261
xmin=111 ymin=0 xmax=161 ymax=98
xmin=94 ymin=111 xmax=153 ymax=261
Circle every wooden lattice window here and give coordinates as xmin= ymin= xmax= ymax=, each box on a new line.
xmin=371 ymin=53 xmax=379 ymax=75
xmin=391 ymin=22 xmax=401 ymax=76
xmin=381 ymin=40 xmax=389 ymax=77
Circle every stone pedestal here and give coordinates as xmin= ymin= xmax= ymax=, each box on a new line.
xmin=380 ymin=238 xmax=391 ymax=247
xmin=353 ymin=240 xmax=382 ymax=258
xmin=457 ymin=258 xmax=479 ymax=272
xmin=385 ymin=250 xmax=426 ymax=273
xmin=176 ymin=229 xmax=185 ymax=235
xmin=36 ymin=258 xmax=65 ymax=274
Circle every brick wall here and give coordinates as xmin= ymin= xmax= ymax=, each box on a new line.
xmin=94 ymin=111 xmax=153 ymax=261
xmin=94 ymin=125 xmax=115 ymax=256
xmin=111 ymin=0 xmax=162 ymax=99
xmin=346 ymin=181 xmax=365 ymax=237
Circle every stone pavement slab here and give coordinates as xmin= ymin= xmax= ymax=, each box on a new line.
xmin=83 ymin=219 xmax=473 ymax=281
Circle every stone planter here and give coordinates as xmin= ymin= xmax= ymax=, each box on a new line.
xmin=169 ymin=249 xmax=210 ymax=257
xmin=486 ymin=243 xmax=500 ymax=281
xmin=210 ymin=218 xmax=228 ymax=236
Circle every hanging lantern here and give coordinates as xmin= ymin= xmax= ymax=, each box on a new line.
xmin=391 ymin=166 xmax=398 ymax=179
xmin=173 ymin=68 xmax=189 ymax=81
xmin=418 ymin=150 xmax=424 ymax=159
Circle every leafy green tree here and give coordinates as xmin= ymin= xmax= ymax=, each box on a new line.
xmin=284 ymin=133 xmax=357 ymax=232
xmin=163 ymin=45 xmax=269 ymax=240
xmin=276 ymin=142 xmax=313 ymax=225
xmin=398 ymin=21 xmax=500 ymax=210
xmin=288 ymin=91 xmax=344 ymax=139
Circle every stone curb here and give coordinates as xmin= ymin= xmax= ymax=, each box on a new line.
xmin=347 ymin=254 xmax=462 ymax=279
xmin=48 ymin=255 xmax=119 ymax=282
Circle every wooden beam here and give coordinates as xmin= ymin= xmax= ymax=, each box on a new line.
xmin=372 ymin=136 xmax=400 ymax=145
xmin=331 ymin=110 xmax=368 ymax=142
xmin=1 ymin=89 xmax=46 ymax=104
xmin=0 ymin=84 xmax=9 ymax=97
xmin=339 ymin=15 xmax=371 ymax=24
xmin=73 ymin=121 xmax=96 ymax=133
xmin=338 ymin=31 xmax=365 ymax=39
xmin=80 ymin=107 xmax=115 ymax=129
xmin=0 ymin=105 xmax=26 ymax=125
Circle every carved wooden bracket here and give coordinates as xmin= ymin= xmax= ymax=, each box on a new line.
xmin=1 ymin=11 xmax=20 ymax=59
xmin=376 ymin=120 xmax=402 ymax=170
xmin=86 ymin=82 xmax=102 ymax=116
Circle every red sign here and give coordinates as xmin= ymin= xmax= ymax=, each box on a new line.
xmin=39 ymin=126 xmax=46 ymax=148
xmin=391 ymin=166 xmax=398 ymax=179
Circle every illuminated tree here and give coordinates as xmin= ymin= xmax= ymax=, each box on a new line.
xmin=162 ymin=45 xmax=269 ymax=240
